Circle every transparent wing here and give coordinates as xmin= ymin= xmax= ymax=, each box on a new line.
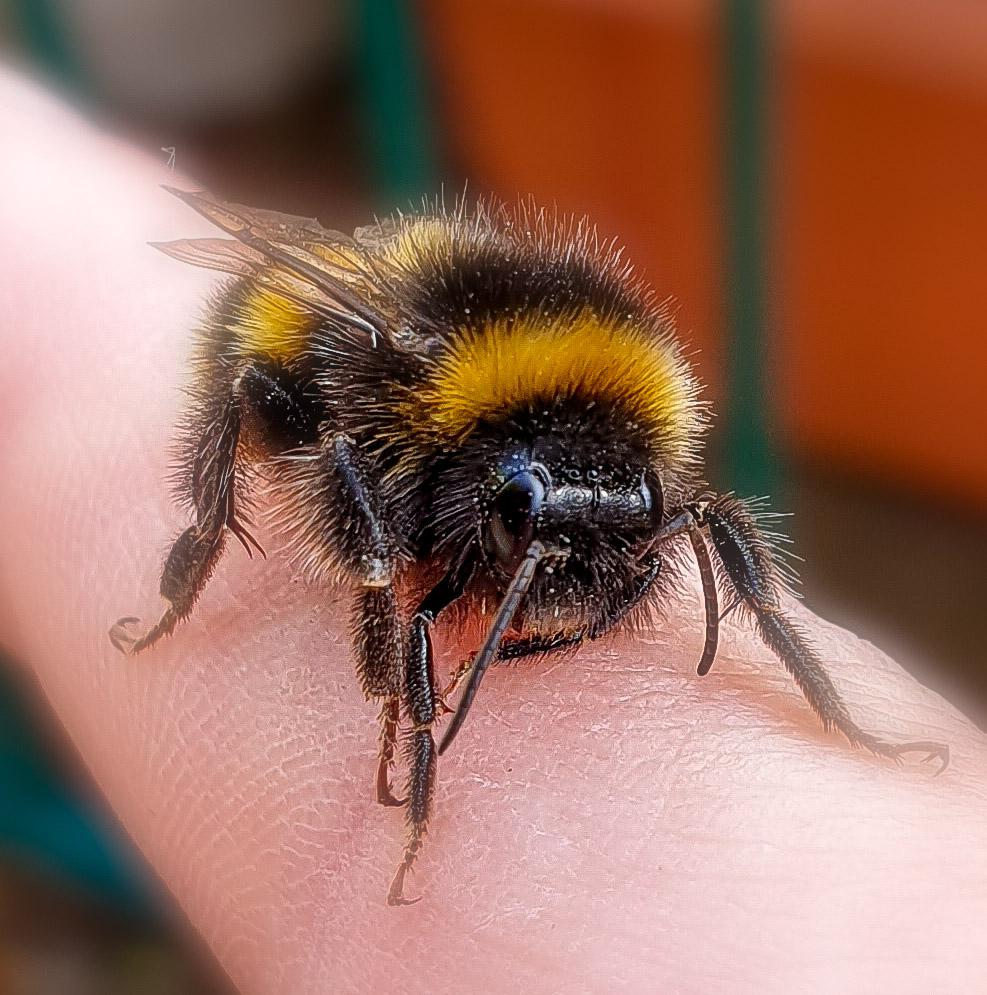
xmin=151 ymin=237 xmax=264 ymax=277
xmin=159 ymin=187 xmax=388 ymax=335
xmin=164 ymin=186 xmax=357 ymax=253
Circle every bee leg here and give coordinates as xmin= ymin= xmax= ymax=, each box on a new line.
xmin=110 ymin=359 xmax=319 ymax=655
xmin=111 ymin=397 xmax=245 ymax=655
xmin=388 ymin=552 xmax=476 ymax=907
xmin=111 ymin=526 xmax=230 ymax=653
xmin=698 ymin=495 xmax=949 ymax=773
xmin=325 ymin=437 xmax=409 ymax=805
xmin=328 ymin=434 xmax=397 ymax=588
xmin=375 ymin=695 xmax=404 ymax=807
xmin=351 ymin=585 xmax=406 ymax=806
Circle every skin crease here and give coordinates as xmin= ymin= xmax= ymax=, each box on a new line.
xmin=1 ymin=70 xmax=986 ymax=994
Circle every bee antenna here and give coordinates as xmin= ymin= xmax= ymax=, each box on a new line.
xmin=438 ymin=541 xmax=549 ymax=755
xmin=688 ymin=528 xmax=720 ymax=676
xmin=643 ymin=508 xmax=721 ymax=676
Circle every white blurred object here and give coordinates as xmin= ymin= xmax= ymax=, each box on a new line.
xmin=55 ymin=0 xmax=347 ymax=121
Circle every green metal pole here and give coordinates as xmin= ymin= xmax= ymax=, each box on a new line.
xmin=13 ymin=0 xmax=84 ymax=90
xmin=724 ymin=0 xmax=776 ymax=499
xmin=357 ymin=0 xmax=439 ymax=209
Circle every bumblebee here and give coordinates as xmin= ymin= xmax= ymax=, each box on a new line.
xmin=111 ymin=189 xmax=948 ymax=905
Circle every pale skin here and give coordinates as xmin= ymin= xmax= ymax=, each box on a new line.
xmin=0 ymin=70 xmax=985 ymax=994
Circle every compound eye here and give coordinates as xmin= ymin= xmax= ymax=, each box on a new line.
xmin=486 ymin=469 xmax=546 ymax=570
xmin=641 ymin=469 xmax=664 ymax=530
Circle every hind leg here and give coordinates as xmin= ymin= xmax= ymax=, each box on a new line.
xmin=110 ymin=359 xmax=316 ymax=654
xmin=110 ymin=397 xmax=244 ymax=654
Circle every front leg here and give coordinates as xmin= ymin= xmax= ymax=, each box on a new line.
xmin=388 ymin=552 xmax=476 ymax=906
xmin=438 ymin=555 xmax=663 ymax=691
xmin=698 ymin=494 xmax=949 ymax=771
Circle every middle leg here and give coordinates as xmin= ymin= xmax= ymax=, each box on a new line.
xmin=352 ymin=585 xmax=406 ymax=806
xmin=323 ymin=436 xmax=408 ymax=806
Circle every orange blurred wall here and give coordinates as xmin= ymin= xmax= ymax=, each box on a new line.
xmin=776 ymin=2 xmax=987 ymax=508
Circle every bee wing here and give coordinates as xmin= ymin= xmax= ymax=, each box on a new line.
xmin=152 ymin=235 xmax=384 ymax=338
xmin=163 ymin=186 xmax=356 ymax=251
xmin=162 ymin=187 xmax=387 ymax=335
xmin=150 ymin=237 xmax=266 ymax=277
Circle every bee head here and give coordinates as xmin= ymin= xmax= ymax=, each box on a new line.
xmin=432 ymin=432 xmax=671 ymax=756
xmin=425 ymin=391 xmax=694 ymax=630
xmin=478 ymin=444 xmax=665 ymax=609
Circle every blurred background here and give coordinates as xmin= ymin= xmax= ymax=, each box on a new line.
xmin=0 ymin=0 xmax=985 ymax=991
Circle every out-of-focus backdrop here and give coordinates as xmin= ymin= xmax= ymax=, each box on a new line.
xmin=0 ymin=1 xmax=984 ymax=991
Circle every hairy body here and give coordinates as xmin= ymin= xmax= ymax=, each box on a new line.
xmin=110 ymin=192 xmax=945 ymax=905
